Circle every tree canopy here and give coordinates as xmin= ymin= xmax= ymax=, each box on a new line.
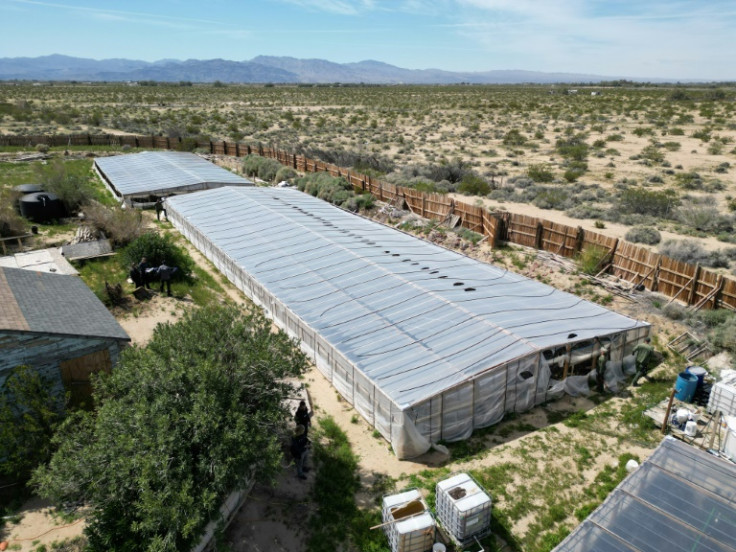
xmin=32 ymin=304 xmax=308 ymax=552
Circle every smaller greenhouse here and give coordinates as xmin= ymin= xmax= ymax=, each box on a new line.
xmin=554 ymin=437 xmax=736 ymax=552
xmin=94 ymin=151 xmax=252 ymax=207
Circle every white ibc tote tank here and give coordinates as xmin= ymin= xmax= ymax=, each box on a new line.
xmin=382 ymin=489 xmax=436 ymax=552
xmin=435 ymin=472 xmax=492 ymax=545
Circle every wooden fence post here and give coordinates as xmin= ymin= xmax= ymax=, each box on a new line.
xmin=651 ymin=257 xmax=662 ymax=292
xmin=687 ymin=264 xmax=701 ymax=305
xmin=535 ymin=222 xmax=544 ymax=250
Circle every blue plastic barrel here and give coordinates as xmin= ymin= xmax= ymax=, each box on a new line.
xmin=686 ymin=366 xmax=707 ymax=390
xmin=674 ymin=372 xmax=698 ymax=402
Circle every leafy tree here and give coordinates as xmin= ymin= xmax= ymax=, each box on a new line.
xmin=35 ymin=159 xmax=96 ymax=213
xmin=0 ymin=365 xmax=65 ymax=480
xmin=457 ymin=173 xmax=491 ymax=196
xmin=122 ymin=232 xmax=195 ymax=280
xmin=32 ymin=305 xmax=308 ymax=552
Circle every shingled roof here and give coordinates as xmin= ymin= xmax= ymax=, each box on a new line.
xmin=0 ymin=266 xmax=129 ymax=341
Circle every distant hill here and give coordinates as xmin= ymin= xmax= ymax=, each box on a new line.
xmin=0 ymin=54 xmax=663 ymax=84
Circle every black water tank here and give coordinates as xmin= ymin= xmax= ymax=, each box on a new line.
xmin=19 ymin=192 xmax=65 ymax=223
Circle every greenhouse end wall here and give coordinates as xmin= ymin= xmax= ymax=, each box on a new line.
xmin=168 ymin=205 xmax=649 ymax=459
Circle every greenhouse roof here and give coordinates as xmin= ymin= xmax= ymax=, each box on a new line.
xmin=168 ymin=186 xmax=647 ymax=408
xmin=95 ymin=151 xmax=252 ymax=198
xmin=554 ymin=437 xmax=736 ymax=552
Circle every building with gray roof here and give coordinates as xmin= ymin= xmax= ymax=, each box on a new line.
xmin=167 ymin=186 xmax=649 ymax=458
xmin=94 ymin=151 xmax=253 ymax=207
xmin=0 ymin=266 xmax=129 ymax=406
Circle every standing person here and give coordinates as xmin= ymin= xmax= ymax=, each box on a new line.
xmin=155 ymin=197 xmax=168 ymax=222
xmin=290 ymin=424 xmax=310 ymax=480
xmin=631 ymin=338 xmax=655 ymax=387
xmin=129 ymin=262 xmax=142 ymax=288
xmin=294 ymin=400 xmax=312 ymax=434
xmin=157 ymin=260 xmax=175 ymax=297
xmin=138 ymin=257 xmax=151 ymax=289
xmin=596 ymin=346 xmax=608 ymax=393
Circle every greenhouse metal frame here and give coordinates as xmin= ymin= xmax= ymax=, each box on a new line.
xmin=168 ymin=186 xmax=649 ymax=458
xmin=94 ymin=151 xmax=253 ymax=206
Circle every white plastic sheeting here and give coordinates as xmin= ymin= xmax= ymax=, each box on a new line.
xmin=94 ymin=151 xmax=252 ymax=204
xmin=167 ymin=186 xmax=650 ymax=458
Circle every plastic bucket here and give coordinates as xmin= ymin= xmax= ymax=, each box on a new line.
xmin=686 ymin=366 xmax=707 ymax=390
xmin=674 ymin=372 xmax=698 ymax=402
xmin=433 ymin=545 xmax=447 ymax=552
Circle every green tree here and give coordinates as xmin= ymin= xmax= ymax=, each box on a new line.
xmin=32 ymin=305 xmax=308 ymax=552
xmin=0 ymin=365 xmax=65 ymax=480
xmin=36 ymin=159 xmax=96 ymax=213
xmin=122 ymin=232 xmax=195 ymax=280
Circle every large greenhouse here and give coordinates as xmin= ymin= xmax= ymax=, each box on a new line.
xmin=94 ymin=151 xmax=253 ymax=206
xmin=167 ymin=186 xmax=650 ymax=459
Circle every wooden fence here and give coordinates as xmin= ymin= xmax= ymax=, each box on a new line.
xmin=3 ymin=132 xmax=735 ymax=311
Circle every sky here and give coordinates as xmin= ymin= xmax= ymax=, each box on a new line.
xmin=1 ymin=0 xmax=735 ymax=80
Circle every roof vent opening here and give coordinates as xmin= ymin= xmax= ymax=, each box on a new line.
xmin=430 ymin=271 xmax=439 ymax=274
xmin=567 ymin=333 xmax=578 ymax=339
xmin=464 ymin=287 xmax=476 ymax=292
xmin=453 ymin=282 xmax=464 ymax=286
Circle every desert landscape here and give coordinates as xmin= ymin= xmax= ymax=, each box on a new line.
xmin=1 ymin=82 xmax=735 ymax=552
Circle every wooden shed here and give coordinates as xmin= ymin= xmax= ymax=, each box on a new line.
xmin=0 ymin=266 xmax=130 ymax=406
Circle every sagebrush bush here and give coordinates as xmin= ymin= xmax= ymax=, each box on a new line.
xmin=241 ymin=154 xmax=282 ymax=183
xmin=274 ymin=166 xmax=298 ymax=183
xmin=658 ymin=239 xmax=730 ymax=268
xmin=625 ymin=226 xmax=661 ymax=245
xmin=618 ymin=187 xmax=678 ymax=218
xmin=295 ymin=172 xmax=375 ymax=212
xmin=457 ymin=173 xmax=490 ymax=196
xmin=84 ymin=202 xmax=144 ymax=246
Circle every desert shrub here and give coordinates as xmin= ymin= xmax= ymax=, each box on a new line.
xmin=83 ymin=203 xmax=145 ymax=246
xmin=503 ymin=129 xmax=527 ymax=146
xmin=640 ymin=145 xmax=665 ymax=164
xmin=709 ymin=316 xmax=736 ymax=353
xmin=662 ymin=303 xmax=687 ymax=321
xmin=295 ymin=146 xmax=395 ymax=175
xmin=0 ymin=188 xmax=27 ymax=237
xmin=122 ymin=232 xmax=194 ymax=280
xmin=241 ymin=154 xmax=282 ymax=182
xmin=36 ymin=159 xmax=96 ymax=213
xmin=676 ymin=201 xmax=734 ymax=233
xmin=663 ymin=141 xmax=681 ymax=151
xmin=274 ymin=166 xmax=298 ymax=183
xmin=658 ymin=239 xmax=730 ymax=268
xmin=508 ymin=176 xmax=534 ymax=189
xmin=295 ymin=172 xmax=373 ymax=211
xmin=618 ymin=187 xmax=678 ymax=218
xmin=527 ymin=164 xmax=555 ymax=183
xmin=457 ymin=173 xmax=491 ymax=196
xmin=675 ymin=172 xmax=702 ymax=189
xmin=532 ymin=187 xmax=569 ymax=210
xmin=566 ymin=204 xmax=606 ymax=220
xmin=625 ymin=226 xmax=661 ymax=245
xmin=576 ymin=245 xmax=609 ymax=275
xmin=556 ymin=134 xmax=589 ymax=161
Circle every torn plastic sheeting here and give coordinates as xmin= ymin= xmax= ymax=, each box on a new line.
xmin=392 ymin=410 xmax=434 ymax=459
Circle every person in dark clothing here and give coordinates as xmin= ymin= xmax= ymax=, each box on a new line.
xmin=290 ymin=424 xmax=310 ymax=480
xmin=129 ymin=263 xmax=143 ymax=288
xmin=294 ymin=400 xmax=312 ymax=434
xmin=138 ymin=257 xmax=151 ymax=289
xmin=157 ymin=260 xmax=176 ymax=297
xmin=155 ymin=197 xmax=168 ymax=221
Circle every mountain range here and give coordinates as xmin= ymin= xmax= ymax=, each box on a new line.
xmin=0 ymin=54 xmax=638 ymax=84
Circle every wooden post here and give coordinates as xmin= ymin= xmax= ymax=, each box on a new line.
xmin=661 ymin=388 xmax=676 ymax=435
xmin=535 ymin=222 xmax=544 ymax=250
xmin=422 ymin=194 xmax=427 ymax=218
xmin=651 ymin=257 xmax=662 ymax=292
xmin=687 ymin=264 xmax=701 ymax=306
xmin=713 ymin=275 xmax=725 ymax=309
